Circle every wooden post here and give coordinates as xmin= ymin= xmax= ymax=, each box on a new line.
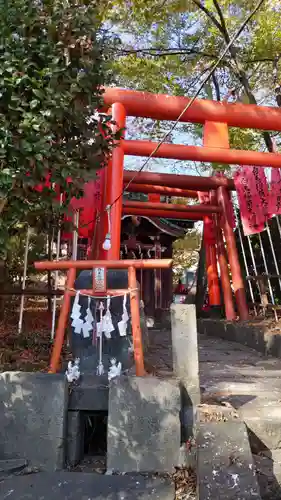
xmin=217 ymin=186 xmax=249 ymax=320
xmin=204 ymin=217 xmax=221 ymax=306
xmin=210 ymin=190 xmax=236 ymax=320
xmin=106 ymin=102 xmax=126 ymax=260
xmin=202 ymin=122 xmax=225 ymax=308
xmin=128 ymin=266 xmax=145 ymax=376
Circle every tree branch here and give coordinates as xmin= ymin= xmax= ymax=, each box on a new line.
xmin=114 ymin=47 xmax=274 ymax=65
xmin=212 ymin=0 xmax=230 ymax=43
xmin=212 ymin=72 xmax=221 ymax=101
xmin=193 ymin=0 xmax=272 ymax=152
xmin=115 ymin=48 xmax=217 ymax=59
xmin=192 ymin=0 xmax=225 ymax=36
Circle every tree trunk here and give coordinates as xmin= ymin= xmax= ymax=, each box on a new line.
xmin=194 ymin=0 xmax=273 ymax=152
xmin=227 ymin=47 xmax=273 ymax=151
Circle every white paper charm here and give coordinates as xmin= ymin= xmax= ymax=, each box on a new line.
xmin=71 ymin=292 xmax=83 ymax=334
xmin=118 ymin=293 xmax=129 ymax=336
xmin=82 ymin=297 xmax=94 ymax=338
xmin=103 ymin=297 xmax=114 ymax=339
xmin=71 ymin=291 xmax=81 ymax=320
xmin=73 ymin=317 xmax=84 ymax=334
xmin=82 ymin=322 xmax=90 ymax=338
xmin=118 ymin=319 xmax=127 ymax=336
xmin=122 ymin=294 xmax=129 ymax=323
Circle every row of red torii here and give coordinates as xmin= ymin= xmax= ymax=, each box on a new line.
xmin=37 ymin=87 xmax=281 ymax=327
xmin=96 ymin=87 xmax=281 ymax=322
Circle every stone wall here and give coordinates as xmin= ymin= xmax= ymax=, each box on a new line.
xmin=198 ymin=318 xmax=281 ymax=358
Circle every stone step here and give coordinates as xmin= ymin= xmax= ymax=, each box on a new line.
xmin=201 ymin=391 xmax=281 ymax=453
xmin=0 ymin=472 xmax=174 ymax=499
xmin=239 ymin=403 xmax=281 ymax=453
xmin=197 ymin=421 xmax=261 ymax=499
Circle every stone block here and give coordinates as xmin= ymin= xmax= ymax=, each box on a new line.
xmin=107 ymin=376 xmax=181 ymax=473
xmin=0 ymin=372 xmax=67 ymax=471
xmin=66 ymin=411 xmax=83 ymax=467
xmin=197 ymin=421 xmax=261 ymax=499
xmin=170 ymin=304 xmax=200 ymax=403
xmin=197 ymin=318 xmax=281 ymax=359
xmin=0 ymin=472 xmax=174 ymax=499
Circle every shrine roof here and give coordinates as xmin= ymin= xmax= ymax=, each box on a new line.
xmin=121 ymin=215 xmax=193 ymax=238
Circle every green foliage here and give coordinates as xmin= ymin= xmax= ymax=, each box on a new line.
xmin=0 ymin=0 xmax=116 ymax=255
xmin=172 ymin=228 xmax=201 ymax=282
xmin=103 ymin=0 xmax=281 ymax=165
xmin=5 ymin=229 xmax=46 ymax=284
xmin=123 ymin=191 xmax=148 ymax=202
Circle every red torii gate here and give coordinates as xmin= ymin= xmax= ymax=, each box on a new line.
xmin=98 ymin=87 xmax=281 ymax=321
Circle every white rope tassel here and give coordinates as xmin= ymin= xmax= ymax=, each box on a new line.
xmin=97 ymin=302 xmax=105 ymax=375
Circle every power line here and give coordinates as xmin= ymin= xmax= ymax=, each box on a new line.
xmin=82 ymin=0 xmax=265 ymax=232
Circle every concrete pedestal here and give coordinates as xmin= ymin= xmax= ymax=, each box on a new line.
xmin=107 ymin=376 xmax=181 ymax=473
xmin=171 ymin=304 xmax=200 ymax=443
xmin=170 ymin=304 xmax=200 ymax=401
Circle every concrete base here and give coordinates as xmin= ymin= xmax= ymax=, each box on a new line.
xmin=107 ymin=376 xmax=181 ymax=473
xmin=197 ymin=421 xmax=261 ymax=499
xmin=0 ymin=472 xmax=174 ymax=499
xmin=0 ymin=372 xmax=67 ymax=471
